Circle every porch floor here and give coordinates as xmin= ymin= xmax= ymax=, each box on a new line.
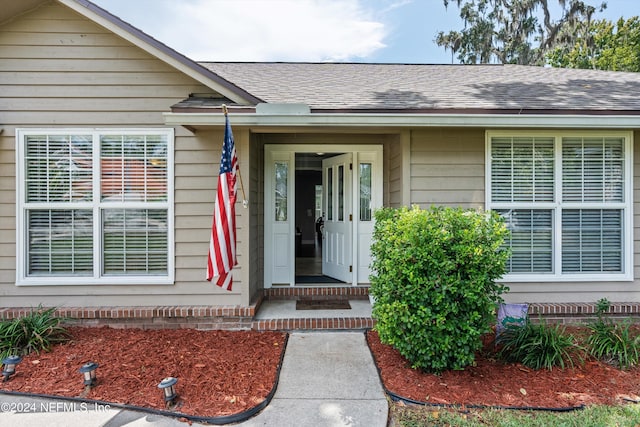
xmin=255 ymin=299 xmax=372 ymax=319
xmin=252 ymin=286 xmax=375 ymax=331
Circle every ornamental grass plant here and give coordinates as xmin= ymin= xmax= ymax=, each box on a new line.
xmin=0 ymin=305 xmax=69 ymax=359
xmin=496 ymin=319 xmax=584 ymax=370
xmin=587 ymin=299 xmax=640 ymax=370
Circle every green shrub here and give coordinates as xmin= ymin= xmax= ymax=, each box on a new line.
xmin=0 ymin=305 xmax=69 ymax=359
xmin=370 ymin=206 xmax=510 ymax=372
xmin=497 ymin=319 xmax=583 ymax=370
xmin=587 ymin=298 xmax=640 ymax=369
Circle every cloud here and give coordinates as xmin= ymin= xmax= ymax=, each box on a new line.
xmin=159 ymin=0 xmax=388 ymax=61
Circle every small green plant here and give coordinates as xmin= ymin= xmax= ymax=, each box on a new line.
xmin=497 ymin=319 xmax=582 ymax=370
xmin=587 ymin=298 xmax=640 ymax=370
xmin=370 ymin=206 xmax=509 ymax=373
xmin=0 ymin=305 xmax=69 ymax=359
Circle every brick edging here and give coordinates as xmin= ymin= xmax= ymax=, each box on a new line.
xmin=0 ymin=305 xmax=257 ymax=320
xmin=0 ymin=305 xmax=257 ymax=330
xmin=528 ymin=302 xmax=640 ymax=316
xmin=264 ymin=286 xmax=370 ymax=300
xmin=252 ymin=317 xmax=375 ymax=331
xmin=2 ymin=300 xmax=640 ymax=330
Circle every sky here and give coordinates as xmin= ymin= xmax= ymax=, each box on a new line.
xmin=92 ymin=0 xmax=639 ymax=64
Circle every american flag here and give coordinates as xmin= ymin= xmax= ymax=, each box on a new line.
xmin=206 ymin=113 xmax=237 ymax=290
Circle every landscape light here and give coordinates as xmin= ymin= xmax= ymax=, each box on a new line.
xmin=158 ymin=376 xmax=178 ymax=405
xmin=79 ymin=361 xmax=99 ymax=386
xmin=2 ymin=355 xmax=23 ymax=382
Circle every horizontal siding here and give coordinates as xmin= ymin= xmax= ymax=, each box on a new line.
xmin=0 ymin=45 xmax=155 ymax=59
xmin=0 ymin=112 xmax=174 ymax=125
xmin=1 ymin=85 xmax=204 ymax=98
xmin=387 ymin=134 xmax=402 ymax=207
xmin=0 ymin=3 xmax=244 ymax=307
xmin=0 ymin=3 xmax=213 ymax=124
xmin=2 ymin=98 xmax=196 ymax=111
xmin=1 ymin=71 xmax=205 ymax=85
xmin=0 ymin=58 xmax=181 ymax=72
xmin=0 ymin=32 xmax=131 ymax=46
xmin=410 ymin=129 xmax=485 ymax=208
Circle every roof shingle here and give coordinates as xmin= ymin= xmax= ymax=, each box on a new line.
xmin=199 ymin=62 xmax=640 ymax=112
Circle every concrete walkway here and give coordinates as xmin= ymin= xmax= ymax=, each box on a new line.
xmin=0 ymin=332 xmax=389 ymax=426
xmin=239 ymin=332 xmax=388 ymax=426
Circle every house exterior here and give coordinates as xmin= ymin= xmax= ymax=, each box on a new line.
xmin=2 ymin=0 xmax=640 ymax=326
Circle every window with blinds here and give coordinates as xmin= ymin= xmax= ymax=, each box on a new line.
xmin=17 ymin=129 xmax=173 ymax=284
xmin=487 ymin=132 xmax=631 ymax=281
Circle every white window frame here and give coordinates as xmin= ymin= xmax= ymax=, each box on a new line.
xmin=486 ymin=130 xmax=633 ymax=282
xmin=15 ymin=128 xmax=175 ymax=286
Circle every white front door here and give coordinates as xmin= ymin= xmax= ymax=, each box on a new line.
xmin=264 ymin=144 xmax=382 ymax=288
xmin=322 ymin=153 xmax=353 ymax=282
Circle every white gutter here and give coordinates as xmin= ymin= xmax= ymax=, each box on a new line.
xmin=163 ymin=112 xmax=640 ymax=129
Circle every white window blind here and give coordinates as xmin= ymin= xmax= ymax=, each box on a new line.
xmin=491 ymin=137 xmax=554 ymax=202
xmin=562 ymin=209 xmax=622 ymax=273
xmin=499 ymin=209 xmax=553 ymax=273
xmin=27 ymin=210 xmax=93 ymax=275
xmin=17 ymin=129 xmax=173 ymax=285
xmin=25 ymin=134 xmax=93 ymax=202
xmin=103 ymin=209 xmax=168 ymax=275
xmin=562 ymin=137 xmax=624 ymax=202
xmin=488 ymin=132 xmax=631 ymax=281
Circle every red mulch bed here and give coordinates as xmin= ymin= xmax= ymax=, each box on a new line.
xmin=0 ymin=327 xmax=287 ymax=419
xmin=366 ymin=329 xmax=640 ymax=409
xmin=3 ymin=326 xmax=640 ymax=420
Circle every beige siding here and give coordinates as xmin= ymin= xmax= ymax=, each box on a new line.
xmin=410 ymin=128 xmax=485 ymax=208
xmin=0 ymin=3 xmax=212 ymax=127
xmin=386 ymin=134 xmax=403 ymax=207
xmin=0 ymin=3 xmax=248 ymax=307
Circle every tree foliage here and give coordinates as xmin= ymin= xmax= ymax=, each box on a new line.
xmin=547 ymin=16 xmax=640 ymax=71
xmin=436 ymin=0 xmax=606 ymax=65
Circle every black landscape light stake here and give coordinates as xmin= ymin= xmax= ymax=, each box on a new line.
xmin=1 ymin=355 xmax=23 ymax=382
xmin=79 ymin=361 xmax=99 ymax=387
xmin=158 ymin=377 xmax=178 ymax=408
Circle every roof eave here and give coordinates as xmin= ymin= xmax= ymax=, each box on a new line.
xmin=163 ymin=111 xmax=640 ymax=129
xmin=58 ymin=0 xmax=262 ymax=105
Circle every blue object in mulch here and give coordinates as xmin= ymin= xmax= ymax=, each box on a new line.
xmin=496 ymin=303 xmax=529 ymax=336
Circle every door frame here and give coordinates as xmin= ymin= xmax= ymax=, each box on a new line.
xmin=264 ymin=144 xmax=383 ymax=287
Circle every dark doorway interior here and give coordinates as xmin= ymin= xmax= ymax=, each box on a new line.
xmin=295 ymin=167 xmax=322 ymax=276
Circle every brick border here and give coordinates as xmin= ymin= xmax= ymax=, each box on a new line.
xmin=0 ymin=304 xmax=258 ymax=331
xmin=528 ymin=302 xmax=640 ymax=323
xmin=253 ymin=317 xmax=375 ymax=331
xmin=2 ymin=292 xmax=639 ymax=330
xmin=264 ymin=286 xmax=370 ymax=301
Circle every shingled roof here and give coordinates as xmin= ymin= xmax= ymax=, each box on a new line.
xmin=198 ymin=62 xmax=640 ymax=114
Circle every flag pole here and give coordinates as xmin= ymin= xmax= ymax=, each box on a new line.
xmin=222 ymin=104 xmax=248 ymax=208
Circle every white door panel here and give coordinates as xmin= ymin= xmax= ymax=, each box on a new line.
xmin=265 ymin=150 xmax=294 ymax=286
xmin=354 ymin=152 xmax=380 ymax=283
xmin=322 ymin=153 xmax=352 ymax=282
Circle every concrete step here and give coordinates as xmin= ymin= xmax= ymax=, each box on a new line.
xmin=253 ymin=287 xmax=375 ymax=331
